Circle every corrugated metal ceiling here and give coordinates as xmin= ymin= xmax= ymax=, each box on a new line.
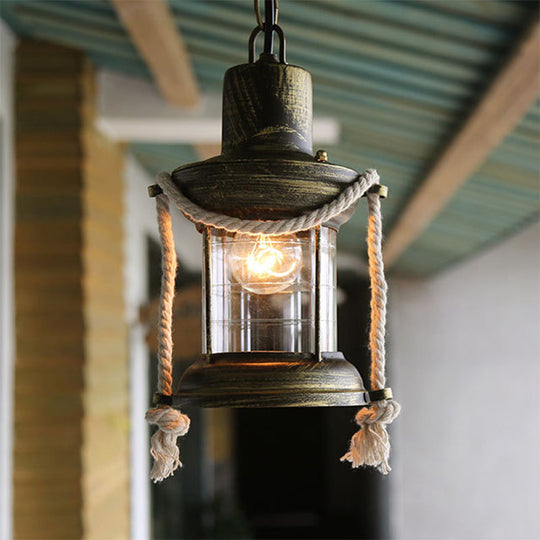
xmin=1 ymin=0 xmax=538 ymax=276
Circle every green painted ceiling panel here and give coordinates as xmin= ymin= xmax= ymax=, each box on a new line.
xmin=1 ymin=0 xmax=538 ymax=276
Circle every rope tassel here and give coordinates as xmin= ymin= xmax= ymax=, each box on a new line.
xmin=146 ymin=194 xmax=190 ymax=483
xmin=341 ymin=193 xmax=401 ymax=474
xmin=146 ymin=406 xmax=190 ymax=481
xmin=341 ymin=401 xmax=400 ymax=474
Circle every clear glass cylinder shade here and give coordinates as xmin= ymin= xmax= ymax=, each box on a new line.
xmin=203 ymin=227 xmax=337 ymax=354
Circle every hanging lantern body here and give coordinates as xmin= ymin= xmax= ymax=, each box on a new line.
xmin=146 ymin=3 xmax=400 ymax=482
xmin=171 ymin=50 xmax=368 ymax=407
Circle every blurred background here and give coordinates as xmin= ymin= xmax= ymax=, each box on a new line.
xmin=0 ymin=1 xmax=539 ymax=539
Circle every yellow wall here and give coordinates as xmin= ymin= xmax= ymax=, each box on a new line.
xmin=14 ymin=41 xmax=130 ymax=539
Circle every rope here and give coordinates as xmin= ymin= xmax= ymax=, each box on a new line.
xmin=146 ymin=168 xmax=400 ymax=481
xmin=145 ymin=194 xmax=190 ymax=483
xmin=156 ymin=169 xmax=379 ymax=235
xmin=340 ymin=193 xmax=401 ymax=474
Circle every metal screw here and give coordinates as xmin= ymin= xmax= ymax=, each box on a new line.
xmin=315 ymin=149 xmax=328 ymax=162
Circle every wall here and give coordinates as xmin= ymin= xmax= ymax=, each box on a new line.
xmin=12 ymin=41 xmax=130 ymax=539
xmin=13 ymin=41 xmax=86 ymax=539
xmin=390 ymin=221 xmax=540 ymax=540
xmin=124 ymin=155 xmax=153 ymax=540
xmin=81 ymin=65 xmax=130 ymax=539
xmin=0 ymin=19 xmax=15 ymax=540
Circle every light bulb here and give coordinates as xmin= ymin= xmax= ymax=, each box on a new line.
xmin=229 ymin=233 xmax=303 ymax=294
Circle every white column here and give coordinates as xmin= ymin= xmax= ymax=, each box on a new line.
xmin=0 ymin=20 xmax=16 ymax=540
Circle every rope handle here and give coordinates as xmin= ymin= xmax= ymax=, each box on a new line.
xmin=340 ymin=192 xmax=401 ymax=474
xmin=145 ymin=194 xmax=190 ymax=483
xmin=145 ymin=169 xmax=400 ymax=481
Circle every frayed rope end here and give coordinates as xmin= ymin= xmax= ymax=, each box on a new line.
xmin=341 ymin=400 xmax=401 ymax=475
xmin=146 ymin=406 xmax=190 ymax=483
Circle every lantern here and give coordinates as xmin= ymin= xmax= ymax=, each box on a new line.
xmin=146 ymin=0 xmax=399 ymax=482
xmin=172 ymin=55 xmax=368 ymax=407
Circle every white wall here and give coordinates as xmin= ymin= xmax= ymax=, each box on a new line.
xmin=0 ymin=21 xmax=15 ymax=540
xmin=389 ymin=221 xmax=540 ymax=540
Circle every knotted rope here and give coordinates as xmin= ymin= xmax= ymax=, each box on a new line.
xmin=146 ymin=168 xmax=400 ymax=481
xmin=145 ymin=194 xmax=190 ymax=483
xmin=340 ymin=193 xmax=401 ymax=474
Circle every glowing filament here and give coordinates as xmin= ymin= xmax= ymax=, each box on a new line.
xmin=229 ymin=233 xmax=303 ymax=294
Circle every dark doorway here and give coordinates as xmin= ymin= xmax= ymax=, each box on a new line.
xmin=234 ymin=271 xmax=388 ymax=540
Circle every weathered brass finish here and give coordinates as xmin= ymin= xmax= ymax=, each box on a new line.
xmin=147 ymin=184 xmax=163 ymax=198
xmin=173 ymin=153 xmax=359 ymax=226
xmin=366 ymin=388 xmax=393 ymax=402
xmin=315 ymin=149 xmax=328 ymax=162
xmin=364 ymin=184 xmax=388 ymax=199
xmin=171 ymin=55 xmax=361 ymax=227
xmin=377 ymin=185 xmax=389 ymax=199
xmin=174 ymin=352 xmax=368 ymax=408
xmin=222 ymin=60 xmax=312 ymax=154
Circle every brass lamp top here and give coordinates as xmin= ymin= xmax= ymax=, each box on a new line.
xmin=171 ymin=55 xmax=360 ymax=226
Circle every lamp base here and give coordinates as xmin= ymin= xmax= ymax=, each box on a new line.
xmin=173 ymin=352 xmax=368 ymax=408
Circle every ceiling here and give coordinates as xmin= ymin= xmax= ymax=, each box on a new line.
xmin=1 ymin=0 xmax=539 ymax=276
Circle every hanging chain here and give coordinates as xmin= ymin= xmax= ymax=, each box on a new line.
xmin=250 ymin=0 xmax=285 ymax=63
xmin=254 ymin=0 xmax=278 ymax=29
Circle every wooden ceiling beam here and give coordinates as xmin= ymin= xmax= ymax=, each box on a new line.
xmin=96 ymin=70 xmax=341 ymax=147
xmin=111 ymin=0 xmax=199 ymax=109
xmin=193 ymin=143 xmax=222 ymax=160
xmin=383 ymin=20 xmax=540 ymax=267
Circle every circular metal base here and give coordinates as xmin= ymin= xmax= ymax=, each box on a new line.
xmin=173 ymin=352 xmax=368 ymax=408
xmin=172 ymin=151 xmax=360 ymax=227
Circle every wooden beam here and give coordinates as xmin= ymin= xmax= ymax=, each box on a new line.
xmin=111 ymin=0 xmax=199 ymax=108
xmin=96 ymin=71 xmax=341 ymax=146
xmin=383 ymin=20 xmax=540 ymax=267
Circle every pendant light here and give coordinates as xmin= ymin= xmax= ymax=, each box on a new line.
xmin=145 ymin=0 xmax=400 ymax=483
